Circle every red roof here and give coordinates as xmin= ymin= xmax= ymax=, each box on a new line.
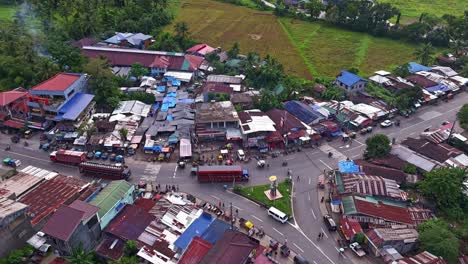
xmin=68 ymin=200 xmax=99 ymax=221
xmin=202 ymin=82 xmax=233 ymax=95
xmin=201 ymin=230 xmax=259 ymax=264
xmin=186 ymin=44 xmax=215 ymax=55
xmin=266 ymin=108 xmax=307 ymax=134
xmin=134 ymin=198 xmax=156 ymax=212
xmin=3 ymin=119 xmax=25 ymax=129
xmin=398 ymin=251 xmax=447 ymax=264
xmin=31 ymin=73 xmax=81 ymax=92
xmin=95 ymin=237 xmax=125 ymax=261
xmin=340 ymin=217 xmax=363 ymax=240
xmin=265 ymin=131 xmax=283 ymax=142
xmin=41 ymin=205 xmax=84 ymax=241
xmin=179 ymin=237 xmax=212 ymax=264
xmin=105 ymin=204 xmax=155 ymax=241
xmin=353 ymin=197 xmax=414 ymax=225
xmin=19 ymin=175 xmax=88 ymax=226
xmin=0 ymin=91 xmax=27 ymax=106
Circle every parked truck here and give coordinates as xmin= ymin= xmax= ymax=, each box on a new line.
xmin=197 ymin=165 xmax=249 ymax=183
xmin=79 ymin=162 xmax=131 ymax=180
xmin=49 ymin=149 xmax=86 ymax=165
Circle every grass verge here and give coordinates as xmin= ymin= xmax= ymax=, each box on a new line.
xmin=236 ymin=180 xmax=293 ymax=217
xmin=0 ymin=5 xmax=16 ymax=20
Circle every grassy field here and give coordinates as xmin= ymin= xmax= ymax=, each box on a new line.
xmin=172 ymin=0 xmax=420 ymax=79
xmin=170 ymin=0 xmax=312 ymax=78
xmin=237 ymin=180 xmax=292 ymax=216
xmin=380 ymin=0 xmax=467 ymax=23
xmin=0 ymin=5 xmax=16 ymax=20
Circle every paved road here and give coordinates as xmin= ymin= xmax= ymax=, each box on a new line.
xmin=0 ymin=92 xmax=466 ymax=263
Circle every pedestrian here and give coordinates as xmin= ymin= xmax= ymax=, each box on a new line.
xmin=222 ymin=202 xmax=225 ymax=208
xmin=297 ymin=175 xmax=300 ymax=182
xmin=235 ymin=209 xmax=239 ymax=217
xmin=158 ymin=183 xmax=161 ymax=189
xmin=284 ymin=238 xmax=288 ymax=246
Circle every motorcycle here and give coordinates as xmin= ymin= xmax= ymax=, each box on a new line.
xmin=5 ymin=145 xmax=11 ymax=151
xmin=328 ymin=152 xmax=333 ymax=158
xmin=24 ymin=141 xmax=29 ymax=147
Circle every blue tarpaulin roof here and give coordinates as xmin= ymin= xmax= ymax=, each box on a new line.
xmin=174 ymin=213 xmax=214 ymax=251
xmin=161 ymin=104 xmax=169 ymax=112
xmin=154 ymin=102 xmax=160 ymax=111
xmin=337 ymin=70 xmax=367 ymax=86
xmin=331 ymin=130 xmax=342 ymax=137
xmin=166 ymin=114 xmax=173 ymax=121
xmin=284 ymin=100 xmax=322 ymax=125
xmin=56 ymin=93 xmax=94 ymax=121
xmin=166 ymin=92 xmax=177 ymax=97
xmin=156 ymin=86 xmax=166 ymax=92
xmin=408 ymin=62 xmax=431 ymax=73
xmin=338 ymin=161 xmax=361 ymax=174
xmin=425 ymin=84 xmax=450 ymax=93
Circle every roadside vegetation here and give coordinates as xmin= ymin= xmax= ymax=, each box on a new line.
xmin=235 ymin=180 xmax=293 ymax=217
xmin=0 ymin=4 xmax=16 ymax=20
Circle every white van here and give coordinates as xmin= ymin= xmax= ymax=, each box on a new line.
xmin=237 ymin=149 xmax=245 ymax=161
xmin=268 ymin=207 xmax=288 ymax=223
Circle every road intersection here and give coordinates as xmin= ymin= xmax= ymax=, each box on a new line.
xmin=0 ymin=92 xmax=466 ymax=263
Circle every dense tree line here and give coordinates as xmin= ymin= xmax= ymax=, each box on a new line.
xmin=276 ymin=0 xmax=467 ymax=47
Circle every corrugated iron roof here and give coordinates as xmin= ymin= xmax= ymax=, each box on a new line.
xmin=179 ymin=237 xmax=212 ymax=264
xmin=89 ymin=180 xmax=133 ymax=218
xmin=41 ymin=205 xmax=84 ymax=241
xmin=31 ymin=73 xmax=82 ymax=92
xmin=200 ymin=230 xmax=259 ymax=264
xmin=105 ymin=204 xmax=155 ymax=241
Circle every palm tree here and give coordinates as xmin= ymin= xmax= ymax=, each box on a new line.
xmin=119 ymin=128 xmax=129 ymax=143
xmin=174 ymin=22 xmax=189 ymax=41
xmin=66 ymin=244 xmax=95 ymax=264
xmin=414 ymin=43 xmax=435 ymax=66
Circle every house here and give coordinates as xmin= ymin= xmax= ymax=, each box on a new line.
xmin=407 ymin=62 xmax=431 ymax=73
xmin=391 ymin=144 xmax=439 ymax=172
xmin=186 ymin=44 xmax=215 ymax=57
xmin=230 ymin=93 xmax=254 ymax=109
xmin=395 ymin=251 xmax=446 ymax=264
xmin=18 ymin=175 xmax=89 ymax=227
xmin=0 ymin=166 xmax=55 ymax=200
xmin=349 ymin=102 xmax=388 ymax=120
xmin=366 ymin=227 xmax=418 ymax=256
xmin=431 ymin=66 xmax=458 ymax=77
xmin=195 ymin=101 xmax=240 ymax=141
xmin=81 ymin=46 xmax=204 ymax=76
xmin=402 ymin=138 xmax=462 ymax=165
xmin=354 ymin=160 xmax=409 ymax=184
xmin=284 ymin=100 xmax=325 ymax=125
xmin=89 ymin=180 xmax=135 ymax=229
xmin=341 ymin=195 xmax=432 ymax=228
xmin=335 ymin=173 xmax=406 ymax=200
xmin=28 ymin=73 xmax=95 ymax=128
xmin=200 ymin=230 xmax=259 ymax=264
xmin=0 ymin=198 xmax=35 ymax=257
xmin=406 ymin=75 xmax=450 ymax=95
xmin=238 ymin=110 xmax=276 ymax=148
xmin=340 ymin=217 xmax=363 ymax=241
xmin=206 ymin=75 xmax=243 ymax=85
xmin=321 ymin=101 xmax=371 ymax=129
xmin=0 ymin=89 xmax=30 ymax=129
xmin=179 ymin=237 xmax=213 ymax=264
xmin=335 ymin=70 xmax=368 ymax=94
xmin=201 ymin=82 xmax=233 ymax=102
xmin=416 ymin=71 xmax=460 ymax=93
xmin=41 ymin=201 xmax=101 ymax=256
xmin=104 ymin=32 xmax=153 ymax=49
xmin=265 ymin=108 xmax=316 ymax=147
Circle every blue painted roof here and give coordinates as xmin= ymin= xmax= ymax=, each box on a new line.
xmin=200 ymin=219 xmax=234 ymax=244
xmin=174 ymin=213 xmax=214 ymax=251
xmin=284 ymin=100 xmax=323 ymax=125
xmin=56 ymin=93 xmax=94 ymax=121
xmin=408 ymin=62 xmax=431 ymax=73
xmin=336 ymin=70 xmax=367 ymax=86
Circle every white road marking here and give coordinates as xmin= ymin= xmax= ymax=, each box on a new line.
xmin=288 ymin=222 xmax=298 ymax=229
xmin=291 ymin=181 xmax=297 ymax=227
xmin=335 ymin=247 xmax=347 ymax=259
xmin=173 ymin=165 xmax=177 ymax=178
xmin=308 ymin=177 xmax=311 ymax=185
xmin=321 ymin=227 xmax=329 ymax=238
xmin=308 ymin=193 xmax=311 ymax=201
xmin=318 ymin=159 xmax=333 ymax=170
xmin=351 ymin=154 xmax=360 ymax=158
xmin=227 ymin=190 xmax=260 ymax=206
xmin=313 ymin=261 xmax=318 ymax=264
xmin=310 ymin=208 xmax=317 ymax=219
xmin=293 ymin=243 xmax=305 ymax=253
xmin=409 ymin=131 xmax=416 ymax=135
xmin=233 ymin=205 xmax=243 ymax=211
xmin=297 ymin=228 xmax=336 ymax=264
xmin=251 ymin=215 xmax=264 ymax=222
xmin=210 ymin=195 xmax=220 ymax=200
xmin=273 ymin=228 xmax=284 ymax=236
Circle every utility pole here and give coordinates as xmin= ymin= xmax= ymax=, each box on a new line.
xmin=446 ymin=116 xmax=457 ymax=143
xmin=230 ymin=202 xmax=233 ymax=230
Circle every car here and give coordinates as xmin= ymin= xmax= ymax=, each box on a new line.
xmin=350 ymin=242 xmax=366 ymax=257
xmin=293 ymin=255 xmax=310 ymax=264
xmin=323 ymin=214 xmax=337 ymax=231
xmin=380 ymin=120 xmax=393 ymax=127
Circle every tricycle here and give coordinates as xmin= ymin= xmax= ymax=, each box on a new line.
xmin=178 ymin=160 xmax=186 ymax=168
xmin=257 ymin=160 xmax=265 ymax=168
xmin=280 ymin=244 xmax=290 ymax=257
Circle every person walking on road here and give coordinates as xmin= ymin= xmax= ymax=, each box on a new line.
xmin=297 ymin=175 xmax=300 ymax=182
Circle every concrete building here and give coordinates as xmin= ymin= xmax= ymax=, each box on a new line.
xmin=89 ymin=180 xmax=135 ymax=229
xmin=195 ymin=101 xmax=239 ymax=140
xmin=366 ymin=227 xmax=419 ymax=256
xmin=41 ymin=200 xmax=101 ymax=255
xmin=238 ymin=110 xmax=276 ymax=148
xmin=335 ymin=70 xmax=368 ymax=94
xmin=0 ymin=198 xmax=34 ymax=257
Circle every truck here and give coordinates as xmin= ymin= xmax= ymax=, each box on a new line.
xmin=197 ymin=165 xmax=249 ymax=183
xmin=349 ymin=242 xmax=366 ymax=257
xmin=49 ymin=149 xmax=86 ymax=165
xmin=78 ymin=162 xmax=131 ymax=180
xmin=2 ymin=158 xmax=21 ymax=168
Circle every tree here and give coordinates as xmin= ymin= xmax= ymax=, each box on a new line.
xmin=354 ymin=233 xmax=365 ymax=244
xmin=119 ymin=128 xmax=129 ymax=143
xmin=459 ymin=63 xmax=468 ymax=78
xmin=255 ymin=89 xmax=281 ymax=112
xmin=227 ymin=42 xmax=240 ymax=59
xmin=403 ymin=163 xmax=417 ymax=174
xmin=321 ymin=86 xmax=345 ymax=100
xmin=365 ymin=134 xmax=391 ymax=159
xmin=418 ymin=219 xmax=460 ymax=263
xmin=66 ymin=244 xmax=95 ymax=264
xmin=125 ymin=92 xmax=156 ymax=104
xmin=418 ymin=167 xmax=468 ymax=220
xmin=174 ymin=22 xmax=189 ymax=42
xmin=305 ymin=0 xmax=324 ymax=20
xmin=129 ymin=63 xmax=149 ymax=79
xmin=84 ymin=58 xmax=122 ymax=109
xmin=150 ymin=32 xmax=181 ymax=52
xmin=457 ymin=104 xmax=468 ymax=130
xmin=124 ymin=240 xmax=138 ymax=256
xmin=414 ymin=43 xmax=435 ymax=66
xmin=110 ymin=256 xmax=139 ymax=264
xmin=392 ymin=63 xmax=411 ymax=78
